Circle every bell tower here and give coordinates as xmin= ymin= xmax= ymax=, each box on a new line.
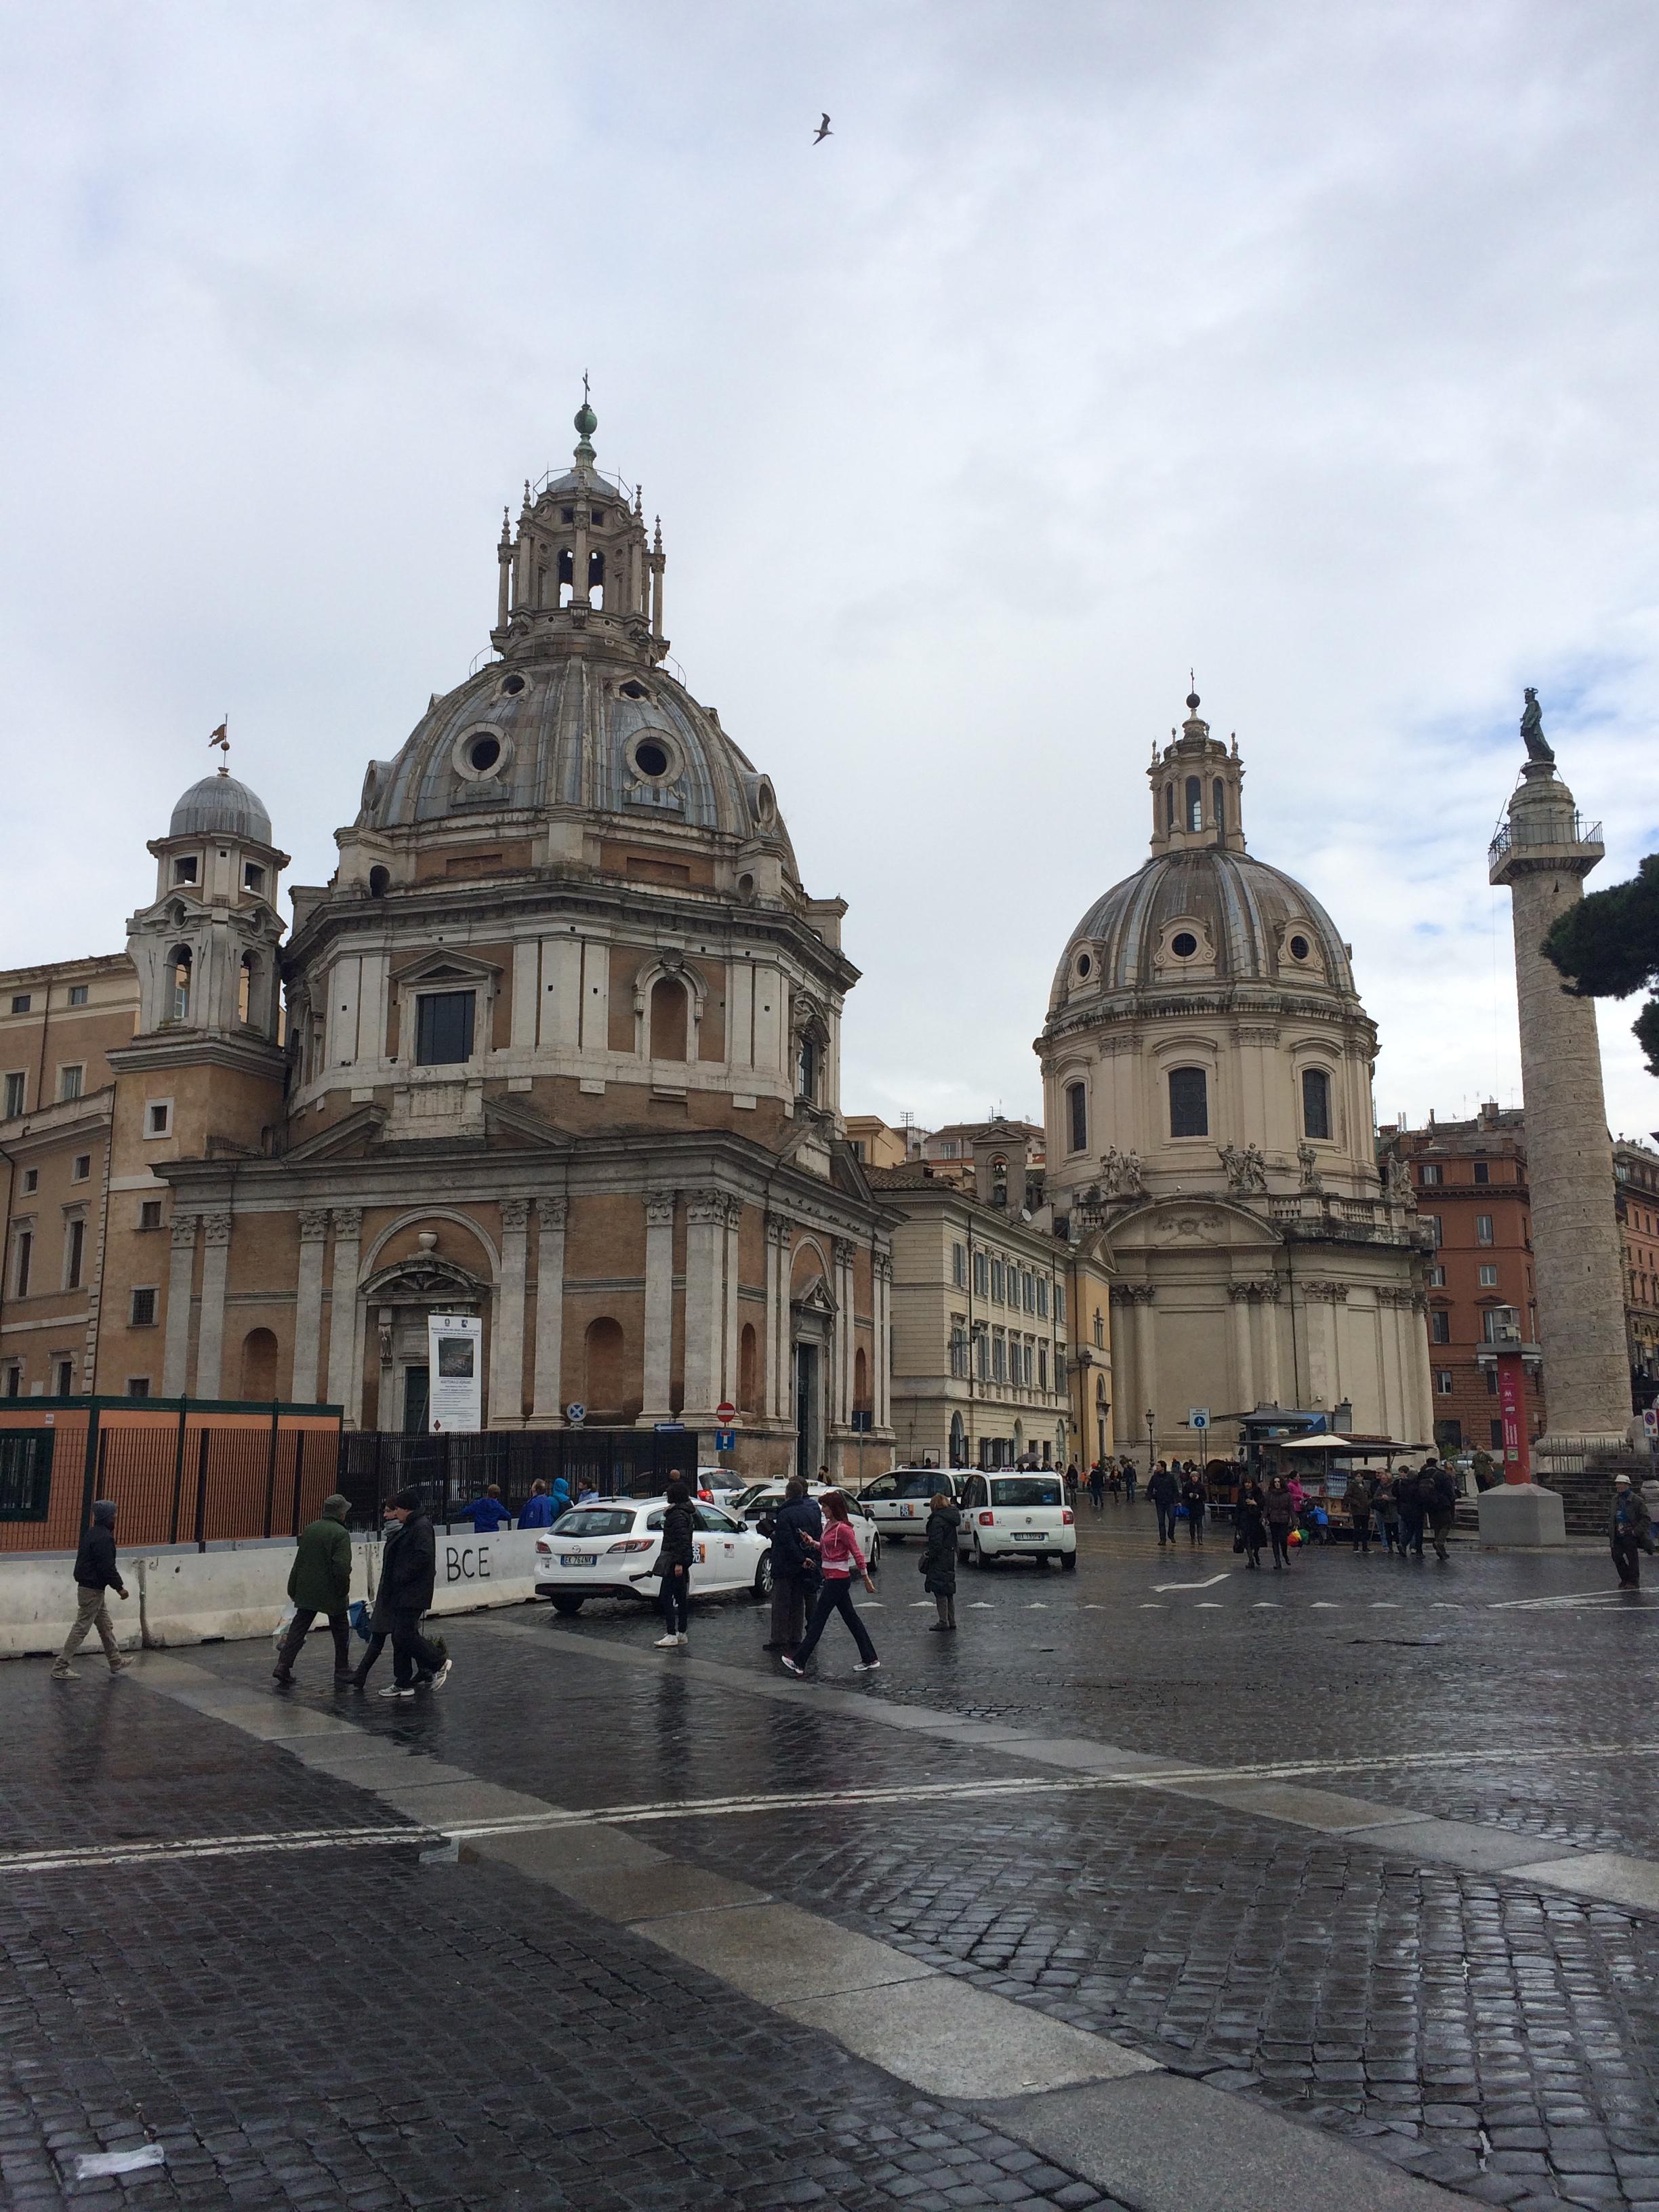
xmin=1147 ymin=691 xmax=1247 ymax=858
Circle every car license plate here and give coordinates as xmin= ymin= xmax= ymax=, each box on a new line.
xmin=562 ymin=1554 xmax=596 ymax=1567
xmin=1011 ymin=1532 xmax=1046 ymax=1542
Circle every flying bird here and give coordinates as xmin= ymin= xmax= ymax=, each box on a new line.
xmin=813 ymin=112 xmax=832 ymax=143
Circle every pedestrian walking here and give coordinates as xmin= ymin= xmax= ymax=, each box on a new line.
xmin=920 ymin=1490 xmax=960 ymax=1630
xmin=350 ymin=1509 xmax=397 ymax=1689
xmin=1609 ymin=1474 xmax=1652 ymax=1589
xmin=1122 ymin=1459 xmax=1137 ymax=1505
xmin=761 ymin=1476 xmax=821 ymax=1652
xmin=548 ymin=1475 xmax=573 ymax=1519
xmin=1147 ymin=1459 xmax=1180 ymax=1546
xmin=377 ymin=1489 xmax=451 ymax=1698
xmin=517 ymin=1479 xmax=556 ymax=1529
xmin=654 ymin=1479 xmax=696 ymax=1648
xmin=782 ymin=1490 xmax=879 ymax=1674
xmin=1235 ymin=1475 xmax=1267 ymax=1568
xmin=456 ymin=1482 xmax=514 ymax=1532
xmin=1088 ymin=1460 xmax=1106 ymax=1513
xmin=1263 ymin=1473 xmax=1294 ymax=1569
xmin=273 ymin=1493 xmax=355 ymax=1686
xmin=51 ymin=1500 xmax=131 ymax=1680
xmin=1394 ymin=1466 xmax=1426 ymax=1558
xmin=1345 ymin=1469 xmax=1376 ymax=1554
xmin=1372 ymin=1471 xmax=1401 ymax=1553
xmin=1422 ymin=1460 xmax=1458 ymax=1561
xmin=1064 ymin=1462 xmax=1080 ymax=1513
xmin=1180 ymin=1467 xmax=1207 ymax=1545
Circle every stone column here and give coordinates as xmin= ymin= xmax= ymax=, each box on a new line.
xmin=1491 ymin=752 xmax=1633 ymax=1452
xmin=834 ymin=1238 xmax=857 ymax=1426
xmin=162 ymin=1212 xmax=199 ymax=1397
xmin=639 ymin=1192 xmax=676 ymax=1422
xmin=1228 ymin=1282 xmax=1255 ymax=1416
xmin=530 ymin=1197 xmax=569 ymax=1424
xmin=1410 ymin=1293 xmax=1437 ymax=1444
xmin=293 ymin=1210 xmax=329 ymax=1403
xmin=325 ymin=1206 xmax=364 ymax=1422
xmin=492 ymin=1197 xmax=530 ymax=1428
xmin=682 ymin=1191 xmax=727 ymax=1421
xmin=1134 ymin=1286 xmax=1158 ymax=1452
xmin=194 ymin=1213 xmax=233 ymax=1398
xmin=1300 ymin=1280 xmax=1346 ymax=1410
xmin=873 ymin=1250 xmax=893 ymax=1427
xmin=1258 ymin=1282 xmax=1284 ymax=1407
xmin=764 ymin=1216 xmax=794 ymax=1421
xmin=721 ymin=1200 xmax=743 ymax=1408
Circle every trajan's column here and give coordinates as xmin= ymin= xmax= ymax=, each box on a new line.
xmin=1490 ymin=690 xmax=1633 ymax=1503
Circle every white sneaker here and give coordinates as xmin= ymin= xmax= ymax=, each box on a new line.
xmin=427 ymin=1659 xmax=452 ymax=1690
xmin=653 ymin=1634 xmax=680 ymax=1649
xmin=676 ymin=1633 xmax=689 ymax=1646
xmin=854 ymin=1659 xmax=882 ymax=1672
xmin=378 ymin=1683 xmax=415 ymax=1698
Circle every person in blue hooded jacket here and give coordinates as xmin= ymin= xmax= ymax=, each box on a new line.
xmin=548 ymin=1476 xmax=572 ymax=1519
xmin=518 ymin=1479 xmax=556 ymax=1528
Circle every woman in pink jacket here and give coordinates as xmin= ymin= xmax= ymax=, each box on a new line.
xmin=781 ymin=1490 xmax=880 ymax=1675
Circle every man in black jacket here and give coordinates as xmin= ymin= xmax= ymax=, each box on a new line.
xmin=52 ymin=1500 xmax=131 ymax=1680
xmin=1146 ymin=1460 xmax=1181 ymax=1547
xmin=762 ymin=1478 xmax=821 ymax=1653
xmin=378 ymin=1489 xmax=451 ymax=1698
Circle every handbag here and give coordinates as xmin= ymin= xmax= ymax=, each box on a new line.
xmin=1232 ymin=1530 xmax=1244 ymax=1554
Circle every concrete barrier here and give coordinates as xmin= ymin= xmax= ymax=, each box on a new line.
xmin=0 ymin=1525 xmax=547 ymax=1658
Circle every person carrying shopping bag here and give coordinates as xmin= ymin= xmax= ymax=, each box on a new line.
xmin=781 ymin=1490 xmax=880 ymax=1675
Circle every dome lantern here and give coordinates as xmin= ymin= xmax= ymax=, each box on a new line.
xmin=1148 ymin=687 xmax=1246 ymax=857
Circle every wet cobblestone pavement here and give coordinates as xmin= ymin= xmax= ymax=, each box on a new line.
xmin=4 ymin=1519 xmax=1658 ymax=2207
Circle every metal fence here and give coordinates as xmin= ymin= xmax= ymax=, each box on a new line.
xmin=337 ymin=1428 xmax=710 ymax=1527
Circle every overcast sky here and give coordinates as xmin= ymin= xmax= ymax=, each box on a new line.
xmin=3 ymin=1 xmax=1658 ymax=1145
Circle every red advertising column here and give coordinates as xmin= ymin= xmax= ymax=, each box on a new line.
xmin=1497 ymin=1350 xmax=1531 ymax=1483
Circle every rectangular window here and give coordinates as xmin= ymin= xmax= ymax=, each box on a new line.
xmin=1428 ymin=1264 xmax=1446 ymax=1287
xmin=1479 ymin=1264 xmax=1498 ymax=1287
xmin=1476 ymin=1214 xmax=1494 ymax=1245
xmin=1300 ymin=1067 xmax=1332 ymax=1141
xmin=10 ymin=994 xmax=30 ymax=1015
xmin=974 ymin=1325 xmax=990 ymax=1381
xmin=1036 ymin=1277 xmax=1049 ymax=1319
xmin=0 ymin=1428 xmax=53 ymax=1517
xmin=2 ymin=1365 xmax=20 ymax=1399
xmin=139 ymin=1200 xmax=162 ymax=1231
xmin=173 ymin=857 xmax=198 ymax=884
xmin=64 ymin=1218 xmax=85 ymax=1290
xmin=991 ymin=1258 xmax=1005 ymax=1303
xmin=58 ymin=1065 xmax=83 ymax=1102
xmin=1093 ymin=1307 xmax=1105 ymax=1348
xmin=1435 ymin=1370 xmax=1454 ymax=1395
xmin=1168 ymin=1066 xmax=1208 ymax=1138
xmin=1490 ymin=1418 xmax=1504 ymax=1448
xmin=1423 ymin=1215 xmax=1442 ymax=1247
xmin=14 ymin=1230 xmax=32 ymax=1298
xmin=72 ymin=1153 xmax=90 ymax=1182
xmin=1430 ymin=1309 xmax=1451 ymax=1343
xmin=127 ymin=1377 xmax=151 ymax=1399
xmin=415 ymin=990 xmax=475 ymax=1066
xmin=68 ymin=984 xmax=88 ymax=1006
xmin=1473 ymin=1160 xmax=1490 ymax=1185
xmin=1419 ymin=1162 xmax=1442 ymax=1185
xmin=1023 ymin=1270 xmax=1035 ymax=1313
xmin=1021 ymin=1340 xmax=1033 ymax=1385
xmin=1066 ymin=1080 xmax=1087 ymax=1154
xmin=1486 ymin=1366 xmax=1498 ymax=1395
xmin=992 ymin=1330 xmax=1007 ymax=1383
xmin=243 ymin=863 xmax=265 ymax=893
xmin=1038 ymin=1343 xmax=1048 ymax=1391
xmin=146 ymin=1101 xmax=172 ymax=1137
xmin=130 ymin=1288 xmax=157 ymax=1327
xmin=973 ymin=1250 xmax=989 ymax=1297
xmin=1056 ymin=1283 xmax=1065 ymax=1328
xmin=950 ymin=1323 xmax=968 ymax=1379
xmin=951 ymin=1242 xmax=966 ymax=1288
xmin=54 ymin=1357 xmax=73 ymax=1396
xmin=3 ymin=1073 xmax=23 ymax=1118
xmin=20 ymin=1168 xmax=37 ymax=1196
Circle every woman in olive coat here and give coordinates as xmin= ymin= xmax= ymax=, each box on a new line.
xmin=920 ymin=1492 xmax=960 ymax=1631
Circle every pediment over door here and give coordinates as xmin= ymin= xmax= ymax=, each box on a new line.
xmin=359 ymin=1254 xmax=491 ymax=1305
xmin=1106 ymin=1196 xmax=1282 ymax=1256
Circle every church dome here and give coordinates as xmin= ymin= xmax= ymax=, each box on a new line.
xmin=169 ymin=772 xmax=272 ymax=844
xmin=1052 ymin=846 xmax=1354 ymax=1007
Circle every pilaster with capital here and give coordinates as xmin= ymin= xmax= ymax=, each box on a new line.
xmin=492 ymin=1197 xmax=531 ymax=1428
xmin=162 ymin=1212 xmax=199 ymax=1397
xmin=194 ymin=1212 xmax=233 ymax=1399
xmin=720 ymin=1199 xmax=743 ymax=1411
xmin=325 ymin=1206 xmax=365 ymax=1425
xmin=1227 ymin=1278 xmax=1254 ymax=1414
xmin=640 ymin=1191 xmax=678 ymax=1422
xmin=764 ymin=1216 xmax=792 ymax=1422
xmin=682 ymin=1190 xmax=729 ymax=1422
xmin=872 ymin=1249 xmax=893 ymax=1427
xmin=531 ymin=1195 xmax=569 ymax=1424
xmin=833 ymin=1237 xmax=857 ymax=1427
xmin=292 ymin=1209 xmax=330 ymax=1404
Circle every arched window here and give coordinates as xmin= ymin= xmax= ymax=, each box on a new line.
xmin=368 ymin=865 xmax=390 ymax=897
xmin=989 ymin=1155 xmax=1008 ymax=1208
xmin=1301 ymin=1066 xmax=1332 ymax=1142
xmin=1065 ymin=1080 xmax=1088 ymax=1155
xmin=797 ymin=1029 xmax=820 ymax=1103
xmin=649 ymin=976 xmax=688 ymax=1061
xmin=587 ymin=548 xmax=605 ymax=606
xmin=169 ymin=946 xmax=192 ymax=1022
xmin=853 ymin=1345 xmax=868 ymax=1412
xmin=239 ymin=1328 xmax=279 ymax=1399
xmin=237 ymin=952 xmax=256 ymax=1027
xmin=949 ymin=1412 xmax=966 ymax=1467
xmin=1168 ymin=1065 xmax=1209 ymax=1137
xmin=1185 ymin=775 xmax=1202 ymax=831
xmin=1164 ymin=782 xmax=1175 ymax=827
xmin=739 ymin=1322 xmax=759 ymax=1414
xmin=583 ymin=1316 xmax=626 ymax=1413
xmin=1213 ymin=780 xmax=1225 ymax=835
xmin=557 ymin=546 xmax=574 ymax=599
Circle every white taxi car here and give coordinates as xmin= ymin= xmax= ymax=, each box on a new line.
xmin=533 ymin=1496 xmax=771 ymax=1616
xmin=727 ymin=1482 xmax=882 ymax=1571
xmin=956 ymin=1471 xmax=1077 ymax=1569
xmin=856 ymin=1467 xmax=968 ymax=1542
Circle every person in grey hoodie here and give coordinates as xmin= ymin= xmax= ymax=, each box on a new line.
xmin=52 ymin=1501 xmax=131 ymax=1680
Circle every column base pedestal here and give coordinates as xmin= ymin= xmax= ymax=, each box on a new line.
xmin=1477 ymin=1482 xmax=1566 ymax=1548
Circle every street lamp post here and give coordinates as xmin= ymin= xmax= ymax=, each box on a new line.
xmin=1145 ymin=1408 xmax=1155 ymax=1480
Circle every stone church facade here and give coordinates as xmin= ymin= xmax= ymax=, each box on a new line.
xmin=0 ymin=404 xmax=895 ymax=1479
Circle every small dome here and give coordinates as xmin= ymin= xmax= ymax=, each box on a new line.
xmin=169 ymin=773 xmax=272 ymax=844
xmin=1053 ymin=847 xmax=1354 ymax=1005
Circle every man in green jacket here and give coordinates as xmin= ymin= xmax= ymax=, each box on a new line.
xmin=273 ymin=1494 xmax=354 ymax=1685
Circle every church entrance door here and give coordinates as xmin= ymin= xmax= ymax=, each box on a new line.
xmin=403 ymin=1364 xmax=430 ymax=1435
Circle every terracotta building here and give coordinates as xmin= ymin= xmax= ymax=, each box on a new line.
xmin=1614 ymin=1139 xmax=1659 ymax=1413
xmin=1377 ymin=1107 xmax=1544 ymax=1458
xmin=0 ymin=403 xmax=895 ymax=1479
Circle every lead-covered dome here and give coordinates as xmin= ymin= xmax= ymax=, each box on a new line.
xmin=169 ymin=772 xmax=272 ymax=844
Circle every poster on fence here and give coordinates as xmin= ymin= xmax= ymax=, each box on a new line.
xmin=426 ymin=1313 xmax=483 ymax=1433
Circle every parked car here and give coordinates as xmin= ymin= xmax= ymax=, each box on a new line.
xmin=857 ymin=1467 xmax=968 ymax=1541
xmin=955 ymin=1471 xmax=1076 ymax=1568
xmin=726 ymin=1481 xmax=882 ymax=1571
xmin=533 ymin=1496 xmax=771 ymax=1616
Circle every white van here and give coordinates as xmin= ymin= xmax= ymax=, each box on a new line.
xmin=956 ymin=1471 xmax=1077 ymax=1569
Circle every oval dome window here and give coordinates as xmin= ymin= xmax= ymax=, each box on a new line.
xmin=1288 ymin=934 xmax=1310 ymax=961
xmin=1170 ymin=931 xmax=1198 ymax=958
xmin=468 ymin=735 xmax=501 ymax=773
xmin=499 ymin=674 xmax=526 ymax=696
xmin=1076 ymin=953 xmax=1092 ymax=978
xmin=634 ymin=740 xmax=670 ymax=778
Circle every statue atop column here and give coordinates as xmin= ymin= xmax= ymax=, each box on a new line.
xmin=1519 ymin=687 xmax=1555 ymax=766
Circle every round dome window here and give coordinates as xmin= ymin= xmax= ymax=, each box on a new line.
xmin=1170 ymin=931 xmax=1199 ymax=958
xmin=1288 ymin=934 xmax=1311 ymax=961
xmin=499 ymin=674 xmax=526 ymax=697
xmin=1076 ymin=952 xmax=1092 ymax=978
xmin=468 ymin=735 xmax=501 ymax=773
xmin=634 ymin=740 xmax=670 ymax=779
